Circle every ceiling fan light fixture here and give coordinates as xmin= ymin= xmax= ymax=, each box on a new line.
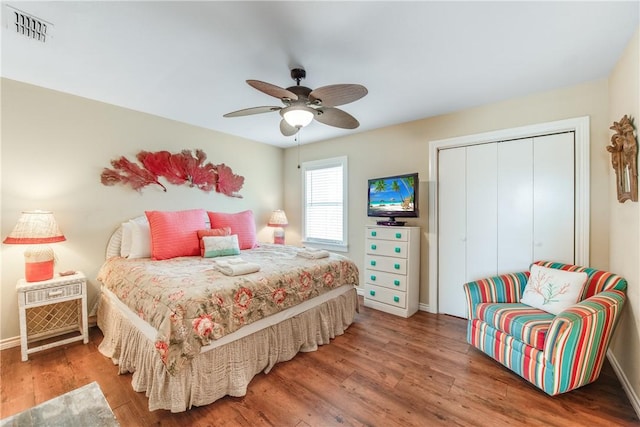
xmin=283 ymin=107 xmax=314 ymax=128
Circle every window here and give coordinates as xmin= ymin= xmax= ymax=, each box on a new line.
xmin=301 ymin=156 xmax=348 ymax=250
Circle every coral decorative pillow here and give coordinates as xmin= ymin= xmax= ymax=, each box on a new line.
xmin=202 ymin=235 xmax=240 ymax=258
xmin=145 ymin=209 xmax=207 ymax=260
xmin=521 ymin=264 xmax=588 ymax=315
xmin=207 ymin=210 xmax=257 ymax=250
xmin=197 ymin=227 xmax=231 ymax=256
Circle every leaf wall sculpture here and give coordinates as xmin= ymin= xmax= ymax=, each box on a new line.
xmin=101 ymin=149 xmax=244 ymax=197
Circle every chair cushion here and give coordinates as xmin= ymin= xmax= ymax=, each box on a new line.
xmin=476 ymin=303 xmax=555 ymax=350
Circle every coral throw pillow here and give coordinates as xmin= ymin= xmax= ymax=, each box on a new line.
xmin=145 ymin=209 xmax=207 ymax=260
xmin=197 ymin=227 xmax=231 ymax=256
xmin=207 ymin=210 xmax=257 ymax=250
xmin=521 ymin=264 xmax=588 ymax=315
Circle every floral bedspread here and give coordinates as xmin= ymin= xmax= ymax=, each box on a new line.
xmin=97 ymin=244 xmax=359 ymax=374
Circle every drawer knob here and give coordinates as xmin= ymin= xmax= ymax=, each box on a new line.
xmin=370 ymin=290 xmax=376 ymax=296
xmin=394 ymin=280 xmax=400 ymax=286
xmin=370 ymin=260 xmax=376 ymax=266
xmin=394 ymin=247 xmax=401 ymax=253
xmin=393 ymin=296 xmax=400 ymax=303
xmin=371 ymin=244 xmax=377 ymax=250
xmin=371 ymin=231 xmax=377 ymax=237
xmin=394 ymin=263 xmax=400 ymax=270
xmin=395 ymin=232 xmax=401 ymax=239
xmin=370 ymin=275 xmax=376 ymax=281
xmin=48 ymin=290 xmax=64 ymax=297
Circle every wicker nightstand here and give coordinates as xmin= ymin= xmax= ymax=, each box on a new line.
xmin=16 ymin=272 xmax=89 ymax=361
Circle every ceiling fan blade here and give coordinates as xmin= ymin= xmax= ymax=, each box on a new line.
xmin=309 ymin=84 xmax=368 ymax=107
xmin=280 ymin=119 xmax=299 ymax=136
xmin=315 ymin=107 xmax=360 ymax=129
xmin=223 ymin=106 xmax=281 ymax=118
xmin=247 ymin=80 xmax=298 ymax=101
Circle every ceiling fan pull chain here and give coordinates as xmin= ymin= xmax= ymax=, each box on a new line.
xmin=296 ymin=132 xmax=301 ymax=169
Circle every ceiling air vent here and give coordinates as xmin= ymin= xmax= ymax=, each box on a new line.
xmin=7 ymin=6 xmax=52 ymax=42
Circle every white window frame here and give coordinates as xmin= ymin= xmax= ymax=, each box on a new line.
xmin=301 ymin=156 xmax=348 ymax=252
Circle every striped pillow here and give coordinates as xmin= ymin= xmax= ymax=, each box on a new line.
xmin=207 ymin=210 xmax=257 ymax=250
xmin=146 ymin=209 xmax=207 ymax=260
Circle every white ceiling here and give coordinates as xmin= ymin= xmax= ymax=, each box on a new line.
xmin=2 ymin=1 xmax=638 ymax=148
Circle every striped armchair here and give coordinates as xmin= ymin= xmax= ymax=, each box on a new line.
xmin=463 ymin=261 xmax=627 ymax=395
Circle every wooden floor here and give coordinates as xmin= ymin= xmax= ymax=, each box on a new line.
xmin=1 ymin=298 xmax=638 ymax=427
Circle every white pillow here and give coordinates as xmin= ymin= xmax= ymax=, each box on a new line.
xmin=521 ymin=264 xmax=588 ymax=315
xmin=120 ymin=222 xmax=133 ymax=257
xmin=128 ymin=218 xmax=151 ymax=259
xmin=202 ymin=235 xmax=240 ymax=258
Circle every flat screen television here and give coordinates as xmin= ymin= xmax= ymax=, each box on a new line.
xmin=367 ymin=172 xmax=419 ymax=226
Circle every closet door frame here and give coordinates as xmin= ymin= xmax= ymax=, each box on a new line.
xmin=427 ymin=116 xmax=590 ymax=314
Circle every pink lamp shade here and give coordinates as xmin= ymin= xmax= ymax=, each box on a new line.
xmin=3 ymin=210 xmax=66 ymax=282
xmin=267 ymin=210 xmax=288 ymax=227
xmin=267 ymin=210 xmax=288 ymax=244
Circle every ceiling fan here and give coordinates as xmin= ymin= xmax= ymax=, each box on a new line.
xmin=223 ymin=68 xmax=368 ymax=137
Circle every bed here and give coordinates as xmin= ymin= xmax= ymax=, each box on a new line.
xmin=96 ymin=212 xmax=359 ymax=412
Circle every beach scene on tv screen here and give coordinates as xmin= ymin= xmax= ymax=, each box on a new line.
xmin=369 ymin=177 xmax=415 ymax=212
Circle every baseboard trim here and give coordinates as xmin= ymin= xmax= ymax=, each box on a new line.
xmin=0 ymin=336 xmax=20 ymax=351
xmin=607 ymin=349 xmax=640 ymax=419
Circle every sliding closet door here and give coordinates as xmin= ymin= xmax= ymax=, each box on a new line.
xmin=497 ymin=138 xmax=534 ymax=274
xmin=466 ymin=144 xmax=498 ymax=282
xmin=438 ymin=144 xmax=498 ymax=318
xmin=533 ymin=132 xmax=574 ymax=264
xmin=438 ymin=147 xmax=467 ymax=318
xmin=438 ymin=132 xmax=576 ymax=318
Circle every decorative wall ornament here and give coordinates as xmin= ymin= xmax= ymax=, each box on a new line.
xmin=607 ymin=115 xmax=638 ymax=203
xmin=101 ymin=149 xmax=244 ymax=198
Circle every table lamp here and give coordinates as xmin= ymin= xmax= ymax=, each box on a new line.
xmin=267 ymin=210 xmax=288 ymax=244
xmin=3 ymin=210 xmax=66 ymax=282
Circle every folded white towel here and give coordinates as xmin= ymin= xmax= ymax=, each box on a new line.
xmin=216 ymin=260 xmax=260 ymax=276
xmin=297 ymin=248 xmax=330 ymax=259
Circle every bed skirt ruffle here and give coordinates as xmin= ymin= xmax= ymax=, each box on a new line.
xmin=97 ymin=287 xmax=359 ymax=412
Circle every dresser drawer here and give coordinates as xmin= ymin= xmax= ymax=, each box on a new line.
xmin=364 ymin=284 xmax=406 ymax=309
xmin=25 ymin=283 xmax=82 ymax=305
xmin=365 ymin=256 xmax=407 ymax=275
xmin=364 ymin=269 xmax=407 ymax=291
xmin=365 ymin=240 xmax=408 ymax=258
xmin=366 ymin=227 xmax=409 ymax=242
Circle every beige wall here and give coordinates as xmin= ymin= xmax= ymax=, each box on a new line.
xmin=1 ymin=78 xmax=284 ymax=342
xmin=285 ymin=78 xmax=611 ymax=308
xmin=608 ymin=28 xmax=640 ymax=414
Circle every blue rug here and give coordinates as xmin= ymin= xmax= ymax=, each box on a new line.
xmin=0 ymin=382 xmax=119 ymax=426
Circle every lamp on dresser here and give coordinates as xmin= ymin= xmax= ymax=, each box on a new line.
xmin=267 ymin=210 xmax=288 ymax=244
xmin=3 ymin=210 xmax=66 ymax=282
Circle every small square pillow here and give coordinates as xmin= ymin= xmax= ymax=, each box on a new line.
xmin=202 ymin=235 xmax=241 ymax=258
xmin=207 ymin=210 xmax=257 ymax=250
xmin=128 ymin=218 xmax=152 ymax=259
xmin=521 ymin=264 xmax=588 ymax=315
xmin=146 ymin=209 xmax=207 ymax=260
xmin=197 ymin=227 xmax=231 ymax=256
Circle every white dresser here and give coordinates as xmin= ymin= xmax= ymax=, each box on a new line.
xmin=364 ymin=225 xmax=420 ymax=317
